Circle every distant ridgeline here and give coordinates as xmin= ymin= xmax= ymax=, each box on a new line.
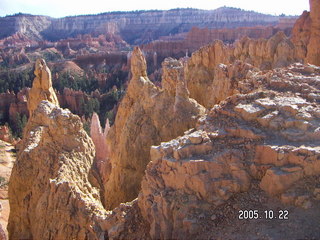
xmin=0 ymin=7 xmax=283 ymax=44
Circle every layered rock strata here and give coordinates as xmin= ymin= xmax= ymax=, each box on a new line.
xmin=0 ymin=8 xmax=280 ymax=44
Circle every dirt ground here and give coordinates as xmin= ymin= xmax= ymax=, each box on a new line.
xmin=193 ymin=179 xmax=320 ymax=240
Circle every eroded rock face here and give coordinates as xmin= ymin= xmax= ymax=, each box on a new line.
xmin=90 ymin=112 xmax=111 ymax=184
xmin=0 ymin=8 xmax=280 ymax=44
xmin=141 ymin=24 xmax=295 ymax=63
xmin=291 ymin=0 xmax=320 ymax=66
xmin=103 ymin=47 xmax=205 ymax=209
xmin=8 ymin=101 xmax=108 ymax=239
xmin=184 ymin=5 xmax=320 ymax=109
xmin=27 ymin=59 xmax=59 ymax=116
xmin=161 ymin=57 xmax=184 ymax=96
xmin=306 ymin=0 xmax=320 ymax=66
xmin=291 ymin=11 xmax=311 ymax=60
xmin=185 ymin=32 xmax=298 ymax=108
xmin=138 ymin=63 xmax=320 ymax=239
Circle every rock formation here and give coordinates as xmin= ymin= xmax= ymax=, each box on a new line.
xmin=57 ymin=88 xmax=86 ymax=114
xmin=8 ymin=60 xmax=110 ymax=239
xmin=90 ymin=113 xmax=111 ymax=184
xmin=306 ymin=0 xmax=320 ymax=65
xmin=291 ymin=0 xmax=320 ymax=66
xmin=141 ymin=24 xmax=295 ymax=63
xmin=103 ymin=47 xmax=205 ymax=209
xmin=184 ymin=32 xmax=296 ymax=108
xmin=27 ymin=59 xmax=59 ymax=116
xmin=138 ymin=62 xmax=320 ymax=239
xmin=0 ymin=88 xmax=29 ymax=134
xmin=6 ymin=2 xmax=320 ymax=239
xmin=5 ymin=59 xmax=150 ymax=239
xmin=0 ymin=8 xmax=280 ymax=44
xmin=0 ymin=47 xmax=30 ymax=66
xmin=291 ymin=11 xmax=311 ymax=60
xmin=8 ymin=101 xmax=109 ymax=239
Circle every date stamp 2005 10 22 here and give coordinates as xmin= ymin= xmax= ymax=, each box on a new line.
xmin=238 ymin=210 xmax=289 ymax=220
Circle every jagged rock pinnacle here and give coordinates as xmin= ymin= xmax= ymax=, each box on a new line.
xmin=130 ymin=47 xmax=147 ymax=79
xmin=27 ymin=58 xmax=59 ymax=116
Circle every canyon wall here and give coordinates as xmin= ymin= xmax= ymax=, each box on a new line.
xmin=141 ymin=24 xmax=294 ymax=61
xmin=0 ymin=8 xmax=281 ymax=44
xmin=0 ymin=14 xmax=51 ymax=40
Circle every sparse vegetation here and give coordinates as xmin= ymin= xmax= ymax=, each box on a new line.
xmin=0 ymin=68 xmax=33 ymax=93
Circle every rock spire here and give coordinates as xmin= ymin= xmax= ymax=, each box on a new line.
xmin=27 ymin=59 xmax=59 ymax=116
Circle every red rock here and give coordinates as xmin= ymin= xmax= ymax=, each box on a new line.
xmin=90 ymin=113 xmax=110 ymax=183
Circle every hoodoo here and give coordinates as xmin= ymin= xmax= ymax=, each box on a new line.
xmin=103 ymin=47 xmax=205 ymax=209
xmin=27 ymin=58 xmax=59 ymax=116
xmin=8 ymin=60 xmax=108 ymax=239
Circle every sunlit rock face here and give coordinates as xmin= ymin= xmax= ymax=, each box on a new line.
xmin=103 ymin=47 xmax=205 ymax=209
xmin=27 ymin=58 xmax=59 ymax=117
xmin=8 ymin=101 xmax=108 ymax=240
xmin=306 ymin=0 xmax=320 ymax=66
xmin=139 ymin=63 xmax=320 ymax=239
